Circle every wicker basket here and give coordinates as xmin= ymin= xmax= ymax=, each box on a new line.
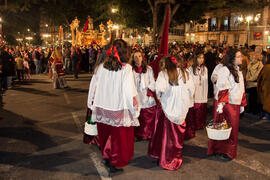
xmin=84 ymin=122 xmax=98 ymax=136
xmin=206 ymin=126 xmax=232 ymax=140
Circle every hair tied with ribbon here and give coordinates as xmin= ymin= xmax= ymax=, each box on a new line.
xmin=107 ymin=46 xmax=125 ymax=66
xmin=170 ymin=56 xmax=178 ymax=65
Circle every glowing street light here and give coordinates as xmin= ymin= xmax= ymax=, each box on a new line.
xmin=238 ymin=16 xmax=243 ymax=22
xmin=42 ymin=34 xmax=51 ymax=38
xmin=112 ymin=24 xmax=119 ymax=30
xmin=27 ymin=28 xmax=30 ymax=32
xmin=45 ymin=24 xmax=48 ymax=27
xmin=25 ymin=37 xmax=33 ymax=40
xmin=111 ymin=8 xmax=118 ymax=13
xmin=246 ymin=16 xmax=252 ymax=23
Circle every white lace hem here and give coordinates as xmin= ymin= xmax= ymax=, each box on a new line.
xmin=91 ymin=107 xmax=140 ymax=127
xmin=163 ymin=111 xmax=186 ymax=125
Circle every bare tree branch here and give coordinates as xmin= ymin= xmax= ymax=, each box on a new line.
xmin=147 ymin=0 xmax=154 ymax=13
xmin=170 ymin=3 xmax=180 ymax=20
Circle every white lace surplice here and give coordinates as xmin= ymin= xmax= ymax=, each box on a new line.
xmin=132 ymin=66 xmax=156 ymax=109
xmin=189 ymin=66 xmax=208 ymax=103
xmin=215 ymin=66 xmax=245 ymax=105
xmin=156 ymin=69 xmax=195 ymax=125
xmin=87 ymin=64 xmax=140 ymax=127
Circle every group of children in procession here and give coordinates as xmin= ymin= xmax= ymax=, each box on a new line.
xmin=85 ymin=39 xmax=246 ymax=174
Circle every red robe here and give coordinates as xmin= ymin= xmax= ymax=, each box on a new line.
xmin=133 ymin=66 xmax=157 ymax=140
xmin=207 ymin=90 xmax=247 ymax=159
xmin=148 ymin=104 xmax=186 ymax=170
xmin=49 ymin=57 xmax=65 ymax=77
xmin=184 ymin=108 xmax=195 ymax=140
xmin=97 ymin=123 xmax=134 ymax=167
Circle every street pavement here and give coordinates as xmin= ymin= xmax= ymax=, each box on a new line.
xmin=0 ymin=74 xmax=270 ymax=180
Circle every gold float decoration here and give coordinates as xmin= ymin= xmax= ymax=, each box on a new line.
xmin=70 ymin=16 xmax=111 ymax=47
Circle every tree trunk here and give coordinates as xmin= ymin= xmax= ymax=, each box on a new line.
xmin=158 ymin=4 xmax=170 ymax=40
xmin=157 ymin=4 xmax=179 ymax=42
xmin=152 ymin=9 xmax=158 ymax=44
xmin=147 ymin=0 xmax=180 ymax=44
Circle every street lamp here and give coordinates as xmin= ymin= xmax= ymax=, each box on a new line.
xmin=238 ymin=16 xmax=243 ymax=22
xmin=25 ymin=36 xmax=33 ymax=45
xmin=27 ymin=28 xmax=30 ymax=32
xmin=42 ymin=34 xmax=51 ymax=38
xmin=112 ymin=24 xmax=119 ymax=30
xmin=16 ymin=38 xmax=23 ymax=44
xmin=245 ymin=16 xmax=252 ymax=46
xmin=111 ymin=8 xmax=118 ymax=13
xmin=45 ymin=24 xmax=48 ymax=27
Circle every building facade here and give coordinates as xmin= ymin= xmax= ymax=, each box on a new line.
xmin=185 ymin=5 xmax=270 ymax=49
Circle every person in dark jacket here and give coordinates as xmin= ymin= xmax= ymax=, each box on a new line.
xmin=89 ymin=44 xmax=98 ymax=73
xmin=71 ymin=46 xmax=78 ymax=79
xmin=1 ymin=47 xmax=15 ymax=89
xmin=204 ymin=46 xmax=217 ymax=98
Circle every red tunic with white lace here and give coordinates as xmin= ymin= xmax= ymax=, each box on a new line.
xmin=133 ymin=66 xmax=157 ymax=140
xmin=207 ymin=66 xmax=247 ymax=159
xmin=87 ymin=63 xmax=140 ymax=167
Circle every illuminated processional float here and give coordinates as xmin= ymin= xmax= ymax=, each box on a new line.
xmin=69 ymin=16 xmax=114 ymax=46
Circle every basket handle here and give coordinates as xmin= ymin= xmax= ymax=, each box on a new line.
xmin=214 ymin=113 xmax=223 ymax=129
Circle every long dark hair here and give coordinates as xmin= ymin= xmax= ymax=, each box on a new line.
xmin=131 ymin=50 xmax=147 ymax=73
xmin=103 ymin=39 xmax=130 ymax=71
xmin=222 ymin=49 xmax=240 ymax=83
xmin=94 ymin=44 xmax=109 ymax=73
xmin=192 ymin=51 xmax=206 ymax=76
xmin=160 ymin=56 xmax=188 ymax=85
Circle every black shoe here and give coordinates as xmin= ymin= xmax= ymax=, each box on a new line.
xmin=102 ymin=159 xmax=111 ymax=168
xmin=109 ymin=166 xmax=124 ymax=174
xmin=220 ymin=154 xmax=232 ymax=161
xmin=135 ymin=138 xmax=144 ymax=142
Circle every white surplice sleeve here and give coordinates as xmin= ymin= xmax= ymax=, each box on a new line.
xmin=211 ymin=64 xmax=223 ymax=84
xmin=186 ymin=71 xmax=195 ymax=107
xmin=123 ymin=65 xmax=141 ymax=118
xmin=87 ymin=70 xmax=99 ymax=109
xmin=155 ymin=71 xmax=168 ymax=99
xmin=216 ymin=67 xmax=232 ymax=91
xmin=147 ymin=66 xmax=156 ymax=92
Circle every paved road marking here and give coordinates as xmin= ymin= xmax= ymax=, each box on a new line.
xmin=36 ymin=125 xmax=78 ymax=138
xmin=90 ymin=152 xmax=111 ymax=180
xmin=72 ymin=111 xmax=111 ymax=179
xmin=248 ymin=119 xmax=269 ymax=127
xmin=37 ymin=116 xmax=72 ymax=124
xmin=189 ymin=135 xmax=270 ymax=177
xmin=72 ymin=112 xmax=84 ymax=133
xmin=64 ymin=93 xmax=71 ymax=104
xmin=234 ymin=159 xmax=270 ymax=177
